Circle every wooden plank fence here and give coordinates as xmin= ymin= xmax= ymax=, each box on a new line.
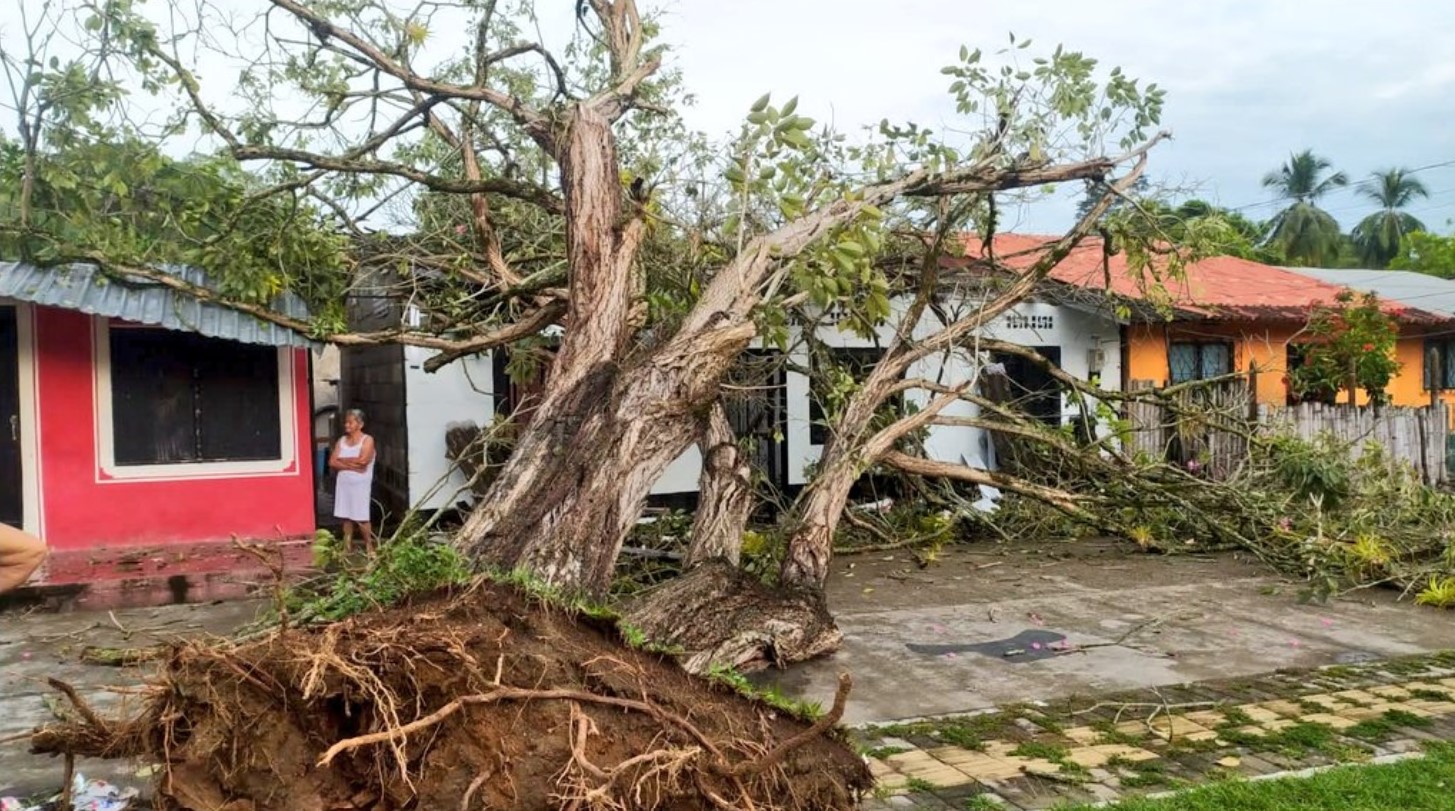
xmin=1264 ymin=401 xmax=1448 ymax=486
xmin=1125 ymin=378 xmax=1450 ymax=486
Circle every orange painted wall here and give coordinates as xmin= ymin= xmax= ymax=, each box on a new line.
xmin=1125 ymin=322 xmax=1297 ymax=403
xmin=1390 ymin=336 xmax=1455 ymax=409
xmin=1125 ymin=322 xmax=1451 ymax=408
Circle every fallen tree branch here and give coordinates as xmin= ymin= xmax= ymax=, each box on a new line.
xmin=839 ymin=509 xmax=897 ymax=547
xmin=881 ymin=451 xmax=1098 ymax=524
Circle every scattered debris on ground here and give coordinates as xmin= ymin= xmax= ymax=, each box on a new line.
xmin=1 ymin=773 xmax=138 ymax=811
xmin=28 ymin=582 xmax=871 ymax=811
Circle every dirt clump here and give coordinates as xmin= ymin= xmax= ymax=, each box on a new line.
xmin=31 ymin=582 xmax=871 ymax=810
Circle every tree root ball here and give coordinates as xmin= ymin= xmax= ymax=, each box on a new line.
xmin=623 ymin=562 xmax=845 ymax=674
xmin=32 ymin=583 xmax=871 ymax=811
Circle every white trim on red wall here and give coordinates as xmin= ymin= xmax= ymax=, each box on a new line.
xmin=6 ymin=302 xmax=45 ymax=537
xmin=90 ymin=319 xmax=301 ymax=482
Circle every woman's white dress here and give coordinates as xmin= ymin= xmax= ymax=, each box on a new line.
xmin=333 ymin=435 xmax=374 ymax=522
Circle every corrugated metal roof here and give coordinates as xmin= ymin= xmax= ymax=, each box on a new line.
xmin=0 ymin=262 xmax=317 ymax=348
xmin=1286 ymin=268 xmax=1455 ymax=319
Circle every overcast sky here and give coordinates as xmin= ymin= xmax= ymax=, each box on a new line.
xmin=638 ymin=0 xmax=1455 ymax=235
xmin=6 ymin=0 xmax=1452 ymax=236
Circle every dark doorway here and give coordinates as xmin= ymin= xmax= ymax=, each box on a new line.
xmin=491 ymin=344 xmax=554 ymax=426
xmin=0 ymin=308 xmax=22 ymax=527
xmin=983 ymin=345 xmax=1067 ymax=476
xmin=721 ymin=350 xmax=790 ymax=493
xmin=992 ymin=346 xmax=1063 ymax=427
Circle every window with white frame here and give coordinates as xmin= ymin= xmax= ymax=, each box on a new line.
xmin=107 ymin=327 xmax=283 ymax=465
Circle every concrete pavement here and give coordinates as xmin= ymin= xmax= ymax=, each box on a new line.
xmin=763 ymin=540 xmax=1455 ymax=725
xmin=0 ymin=600 xmax=269 ymax=798
xmin=3 ymin=537 xmax=1453 ymax=802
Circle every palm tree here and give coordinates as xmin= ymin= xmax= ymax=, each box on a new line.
xmin=1352 ymin=168 xmax=1430 ymax=267
xmin=1261 ymin=150 xmax=1348 ymax=266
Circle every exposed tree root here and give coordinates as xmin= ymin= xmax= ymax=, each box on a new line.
xmin=31 ymin=582 xmax=869 ymax=811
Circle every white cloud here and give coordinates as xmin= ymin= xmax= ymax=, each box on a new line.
xmin=6 ymin=0 xmax=1449 ymax=234
xmin=654 ymin=0 xmax=1455 ymax=232
xmin=1373 ymin=60 xmax=1455 ymax=101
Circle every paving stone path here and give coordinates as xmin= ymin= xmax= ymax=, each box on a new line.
xmin=855 ymin=651 xmax=1455 ymax=809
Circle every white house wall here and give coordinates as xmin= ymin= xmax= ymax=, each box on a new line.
xmin=401 ymin=348 xmax=703 ymax=509
xmin=654 ymin=446 xmax=703 ymax=495
xmin=399 ymin=298 xmax=1119 ymax=509
xmin=403 ymin=346 xmax=496 ymax=511
xmin=786 ymin=299 xmax=1122 ymax=486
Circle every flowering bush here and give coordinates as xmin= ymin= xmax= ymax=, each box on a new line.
xmin=1289 ymin=290 xmax=1401 ymax=406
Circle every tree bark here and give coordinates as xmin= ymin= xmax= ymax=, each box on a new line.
xmin=684 ymin=402 xmax=753 ymax=568
xmin=778 ymin=454 xmax=861 ymax=591
xmin=454 ymin=321 xmax=755 ymax=596
xmin=623 ymin=561 xmax=841 ymax=673
xmin=779 ymin=367 xmax=923 ymax=590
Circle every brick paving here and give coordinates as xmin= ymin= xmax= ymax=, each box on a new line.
xmin=857 ymin=651 xmax=1455 ymax=809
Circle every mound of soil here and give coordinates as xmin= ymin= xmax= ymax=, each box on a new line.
xmin=33 ymin=583 xmax=871 ymax=810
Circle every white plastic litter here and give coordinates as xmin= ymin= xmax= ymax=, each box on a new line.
xmin=0 ymin=773 xmax=138 ymax=811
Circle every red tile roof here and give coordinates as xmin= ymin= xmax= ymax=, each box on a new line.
xmin=962 ymin=234 xmax=1450 ymax=325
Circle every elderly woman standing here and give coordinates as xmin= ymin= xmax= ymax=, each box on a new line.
xmin=329 ymin=408 xmax=377 ymax=554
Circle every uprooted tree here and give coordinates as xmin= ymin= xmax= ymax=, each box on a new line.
xmin=5 ymin=0 xmax=1182 ymax=647
xmin=20 ymin=1 xmax=1402 ymax=807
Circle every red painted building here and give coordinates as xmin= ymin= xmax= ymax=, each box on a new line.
xmin=1 ymin=263 xmax=317 ymax=608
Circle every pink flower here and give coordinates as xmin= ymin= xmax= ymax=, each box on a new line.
xmin=455 ymin=224 xmax=468 ymax=235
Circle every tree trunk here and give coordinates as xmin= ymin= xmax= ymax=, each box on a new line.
xmin=623 ymin=561 xmax=842 ymax=673
xmin=778 ymin=456 xmax=860 ymax=591
xmin=450 ymin=104 xmax=686 ymax=596
xmin=454 ymin=323 xmax=755 ymax=596
xmin=779 ymin=375 xmax=897 ymax=591
xmin=684 ymin=402 xmax=753 ymax=568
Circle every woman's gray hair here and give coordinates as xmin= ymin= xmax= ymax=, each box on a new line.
xmin=345 ymin=408 xmax=367 ymax=424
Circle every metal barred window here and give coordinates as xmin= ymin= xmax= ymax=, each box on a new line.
xmin=1422 ymin=339 xmax=1455 ymax=390
xmin=1168 ymin=342 xmax=1232 ymax=384
xmin=808 ymin=347 xmax=894 ymax=446
xmin=110 ymin=328 xmax=282 ymax=465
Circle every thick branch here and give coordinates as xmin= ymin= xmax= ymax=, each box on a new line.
xmin=267 ymin=0 xmax=555 ymax=149
xmin=232 ymin=144 xmax=563 ymax=213
xmin=831 ymin=156 xmax=1154 ymax=466
xmin=864 ymin=382 xmax=969 ymax=459
xmin=893 ymin=141 xmax=1162 ymax=374
xmin=683 ymin=132 xmax=1169 ymax=337
xmin=420 ymin=301 xmax=566 ymax=371
xmin=881 ymin=451 xmax=1096 ymax=522
xmin=548 ymin=105 xmax=642 ymax=386
xmin=685 ymin=401 xmax=753 ymax=568
xmin=592 ymin=54 xmax=663 ymax=121
xmin=56 ymin=255 xmax=560 ymax=361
